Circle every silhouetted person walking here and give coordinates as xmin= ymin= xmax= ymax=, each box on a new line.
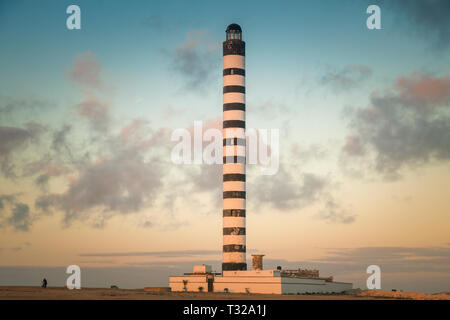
xmin=41 ymin=278 xmax=47 ymax=288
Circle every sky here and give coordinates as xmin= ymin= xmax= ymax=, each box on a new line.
xmin=0 ymin=0 xmax=450 ymax=293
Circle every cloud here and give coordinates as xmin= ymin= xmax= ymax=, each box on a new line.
xmin=35 ymin=153 xmax=163 ymax=228
xmin=171 ymin=29 xmax=219 ymax=90
xmin=0 ymin=242 xmax=31 ymax=253
xmin=49 ymin=124 xmax=76 ymax=164
xmin=3 ymin=50 xmax=357 ymax=232
xmin=342 ymin=135 xmax=365 ymax=157
xmin=0 ymin=127 xmax=31 ymax=157
xmin=252 ymin=167 xmax=327 ymax=210
xmin=7 ymin=203 xmax=31 ymax=231
xmin=69 ymin=52 xmax=113 ymax=133
xmin=0 ymin=194 xmax=34 ymax=231
xmin=252 ymin=100 xmax=292 ymax=119
xmin=342 ymin=72 xmax=450 ymax=179
xmin=250 ymin=164 xmax=356 ymax=224
xmin=0 ymin=53 xmax=183 ymax=231
xmin=76 ymin=91 xmax=111 ymax=133
xmin=28 ymin=53 xmax=174 ymax=229
xmin=0 ymin=123 xmax=45 ymax=178
xmin=290 ymin=143 xmax=328 ymax=163
xmin=321 ymin=65 xmax=373 ymax=92
xmin=0 ymin=194 xmax=40 ymax=231
xmin=0 ymin=194 xmax=15 ymax=212
xmin=384 ymin=0 xmax=450 ymax=49
xmin=395 ymin=72 xmax=450 ymax=105
xmin=161 ymin=105 xmax=187 ymax=120
xmin=19 ymin=151 xmax=73 ymax=192
xmin=34 ymin=119 xmax=167 ymax=228
xmin=316 ymin=199 xmax=355 ymax=224
xmin=313 ymin=245 xmax=450 ymax=274
xmin=1 ymin=53 xmax=180 ymax=230
xmin=79 ymin=250 xmax=221 ymax=258
xmin=0 ymin=96 xmax=56 ymax=122
xmin=168 ymin=118 xmax=223 ymax=211
xmin=69 ymin=51 xmax=103 ymax=90
xmin=51 ymin=125 xmax=71 ymax=153
xmin=33 ymin=164 xmax=72 ymax=192
xmin=187 ymin=164 xmax=221 ymax=194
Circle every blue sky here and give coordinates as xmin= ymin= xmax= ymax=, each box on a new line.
xmin=1 ymin=0 xmax=446 ymax=133
xmin=0 ymin=0 xmax=441 ymax=146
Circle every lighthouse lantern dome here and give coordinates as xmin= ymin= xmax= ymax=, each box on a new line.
xmin=226 ymin=23 xmax=242 ymax=40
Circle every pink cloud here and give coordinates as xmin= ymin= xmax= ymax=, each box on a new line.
xmin=396 ymin=72 xmax=450 ymax=104
xmin=43 ymin=164 xmax=71 ymax=177
xmin=69 ymin=51 xmax=103 ymax=90
xmin=120 ymin=119 xmax=148 ymax=141
xmin=342 ymin=135 xmax=365 ymax=156
xmin=119 ymin=119 xmax=172 ymax=151
xmin=76 ymin=91 xmax=110 ymax=131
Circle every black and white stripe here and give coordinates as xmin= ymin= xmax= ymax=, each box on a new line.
xmin=222 ymin=24 xmax=247 ymax=272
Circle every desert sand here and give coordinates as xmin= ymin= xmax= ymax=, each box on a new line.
xmin=1 ymin=286 xmax=448 ymax=300
xmin=358 ymin=289 xmax=450 ymax=300
xmin=0 ymin=286 xmax=366 ymax=300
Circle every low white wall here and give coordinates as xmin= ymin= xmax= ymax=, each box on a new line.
xmin=214 ymin=275 xmax=282 ymax=294
xmin=169 ymin=276 xmax=208 ymax=292
xmin=281 ymin=277 xmax=352 ymax=294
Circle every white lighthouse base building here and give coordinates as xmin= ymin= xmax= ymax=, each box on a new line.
xmin=169 ymin=265 xmax=352 ymax=295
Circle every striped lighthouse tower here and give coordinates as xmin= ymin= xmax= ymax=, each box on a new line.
xmin=222 ymin=23 xmax=247 ymax=272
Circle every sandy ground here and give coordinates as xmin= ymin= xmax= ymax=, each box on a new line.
xmin=358 ymin=289 xmax=450 ymax=300
xmin=2 ymin=286 xmax=448 ymax=300
xmin=0 ymin=286 xmax=381 ymax=300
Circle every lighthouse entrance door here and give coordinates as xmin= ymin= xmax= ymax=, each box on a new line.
xmin=207 ymin=276 xmax=214 ymax=292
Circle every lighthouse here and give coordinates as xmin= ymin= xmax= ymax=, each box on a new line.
xmin=222 ymin=23 xmax=247 ymax=272
xmin=168 ymin=24 xmax=353 ymax=294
